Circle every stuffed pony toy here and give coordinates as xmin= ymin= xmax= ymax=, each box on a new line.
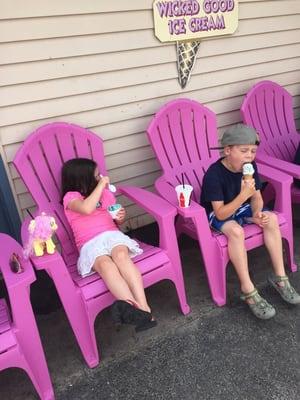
xmin=24 ymin=212 xmax=58 ymax=258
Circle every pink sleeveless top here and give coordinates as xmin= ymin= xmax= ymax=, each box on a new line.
xmin=63 ymin=189 xmax=119 ymax=249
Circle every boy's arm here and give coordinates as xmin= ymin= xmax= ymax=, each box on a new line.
xmin=212 ymin=194 xmax=246 ymax=221
xmin=250 ymin=190 xmax=264 ymax=216
xmin=212 ymin=179 xmax=256 ymax=220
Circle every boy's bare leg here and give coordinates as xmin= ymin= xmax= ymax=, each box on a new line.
xmin=111 ymin=245 xmax=151 ymax=313
xmin=93 ymin=255 xmax=137 ymax=303
xmin=221 ymin=221 xmax=255 ymax=296
xmin=261 ymin=212 xmax=286 ymax=281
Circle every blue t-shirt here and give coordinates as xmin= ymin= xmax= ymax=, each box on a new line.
xmin=200 ymin=158 xmax=262 ymax=216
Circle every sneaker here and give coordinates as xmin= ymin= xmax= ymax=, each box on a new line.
xmin=268 ymin=274 xmax=300 ymax=305
xmin=240 ymin=289 xmax=276 ymax=320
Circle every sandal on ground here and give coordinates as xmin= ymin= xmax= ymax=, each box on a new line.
xmin=240 ymin=289 xmax=276 ymax=320
xmin=111 ymin=300 xmax=155 ymax=331
xmin=268 ymin=274 xmax=300 ymax=305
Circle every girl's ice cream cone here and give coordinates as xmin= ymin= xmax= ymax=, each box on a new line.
xmin=242 ymin=163 xmax=255 ymax=180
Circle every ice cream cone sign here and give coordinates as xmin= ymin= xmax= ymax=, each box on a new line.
xmin=153 ymin=0 xmax=239 ymax=88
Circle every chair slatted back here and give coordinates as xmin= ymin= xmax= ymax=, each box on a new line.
xmin=147 ymin=98 xmax=220 ymax=202
xmin=14 ymin=122 xmax=107 ymax=266
xmin=241 ymin=80 xmax=299 ymax=161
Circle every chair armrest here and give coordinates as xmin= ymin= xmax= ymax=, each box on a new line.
xmin=21 ymin=216 xmax=71 ymax=277
xmin=155 ymin=177 xmax=208 ymax=219
xmin=29 ymin=251 xmax=65 ymax=272
xmin=118 ymin=185 xmax=181 ymax=253
xmin=0 ymin=233 xmax=36 ymax=328
xmin=256 ymin=162 xmax=292 ymax=215
xmin=256 ymin=154 xmax=300 ymax=179
xmin=256 ymin=162 xmax=293 ymax=186
xmin=155 ymin=177 xmax=214 ymax=238
xmin=118 ymin=185 xmax=177 ymax=221
xmin=0 ymin=233 xmax=35 ymax=290
xmin=0 ymin=256 xmax=35 ymax=290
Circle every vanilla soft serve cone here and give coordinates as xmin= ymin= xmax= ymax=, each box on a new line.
xmin=242 ymin=163 xmax=255 ymax=180
xmin=177 ymin=40 xmax=201 ymax=89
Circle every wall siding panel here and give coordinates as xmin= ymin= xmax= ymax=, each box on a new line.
xmin=0 ymin=1 xmax=299 ymax=229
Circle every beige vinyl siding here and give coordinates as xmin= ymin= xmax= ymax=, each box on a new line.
xmin=0 ymin=0 xmax=300 ymax=229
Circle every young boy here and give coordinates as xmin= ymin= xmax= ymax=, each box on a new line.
xmin=200 ymin=123 xmax=300 ymax=319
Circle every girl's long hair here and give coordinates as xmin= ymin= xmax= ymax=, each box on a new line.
xmin=61 ymin=158 xmax=98 ymax=199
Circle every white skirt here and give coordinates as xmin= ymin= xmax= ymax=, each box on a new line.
xmin=77 ymin=230 xmax=143 ymax=277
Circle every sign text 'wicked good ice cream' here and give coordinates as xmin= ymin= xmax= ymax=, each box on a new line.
xmin=153 ymin=0 xmax=238 ymax=42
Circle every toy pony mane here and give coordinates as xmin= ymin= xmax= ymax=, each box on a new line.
xmin=23 ymin=213 xmax=57 ymax=258
xmin=30 ymin=214 xmax=56 ymax=240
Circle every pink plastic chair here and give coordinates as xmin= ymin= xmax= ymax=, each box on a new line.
xmin=0 ymin=233 xmax=54 ymax=400
xmin=147 ymin=98 xmax=296 ymax=306
xmin=241 ymin=80 xmax=300 ymax=204
xmin=13 ymin=122 xmax=190 ymax=368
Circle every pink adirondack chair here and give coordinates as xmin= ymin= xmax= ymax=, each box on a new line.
xmin=241 ymin=80 xmax=300 ymax=204
xmin=0 ymin=233 xmax=54 ymax=400
xmin=146 ymin=98 xmax=296 ymax=306
xmin=13 ymin=122 xmax=190 ymax=368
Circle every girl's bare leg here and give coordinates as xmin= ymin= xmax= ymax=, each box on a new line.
xmin=111 ymin=245 xmax=151 ymax=313
xmin=93 ymin=255 xmax=136 ymax=303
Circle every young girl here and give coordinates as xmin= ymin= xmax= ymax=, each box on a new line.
xmin=61 ymin=158 xmax=156 ymax=332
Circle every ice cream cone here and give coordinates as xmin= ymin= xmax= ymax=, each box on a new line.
xmin=242 ymin=163 xmax=255 ymax=180
xmin=177 ymin=40 xmax=201 ymax=89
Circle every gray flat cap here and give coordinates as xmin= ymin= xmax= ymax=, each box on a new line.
xmin=221 ymin=123 xmax=260 ymax=146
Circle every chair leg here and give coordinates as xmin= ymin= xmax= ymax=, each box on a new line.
xmin=14 ymin=297 xmax=55 ymax=399
xmin=3 ymin=356 xmax=54 ymax=400
xmin=201 ymin=250 xmax=228 ymax=306
xmin=57 ymin=292 xmax=99 ymax=368
xmin=157 ymin=213 xmax=190 ymax=314
xmin=25 ymin=363 xmax=54 ymax=400
xmin=47 ymin=266 xmax=99 ymax=367
xmin=169 ymin=265 xmax=191 ymax=315
xmin=282 ymin=235 xmax=297 ymax=272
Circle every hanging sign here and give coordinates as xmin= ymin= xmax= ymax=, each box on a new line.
xmin=153 ymin=0 xmax=239 ymax=88
xmin=153 ymin=0 xmax=238 ymax=42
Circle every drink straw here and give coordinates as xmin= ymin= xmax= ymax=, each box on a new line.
xmin=181 ymin=172 xmax=185 ymax=188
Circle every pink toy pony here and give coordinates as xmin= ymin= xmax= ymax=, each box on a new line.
xmin=24 ymin=212 xmax=58 ymax=258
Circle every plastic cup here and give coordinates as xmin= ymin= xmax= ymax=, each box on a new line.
xmin=107 ymin=203 xmax=122 ymax=219
xmin=175 ymin=185 xmax=193 ymax=208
